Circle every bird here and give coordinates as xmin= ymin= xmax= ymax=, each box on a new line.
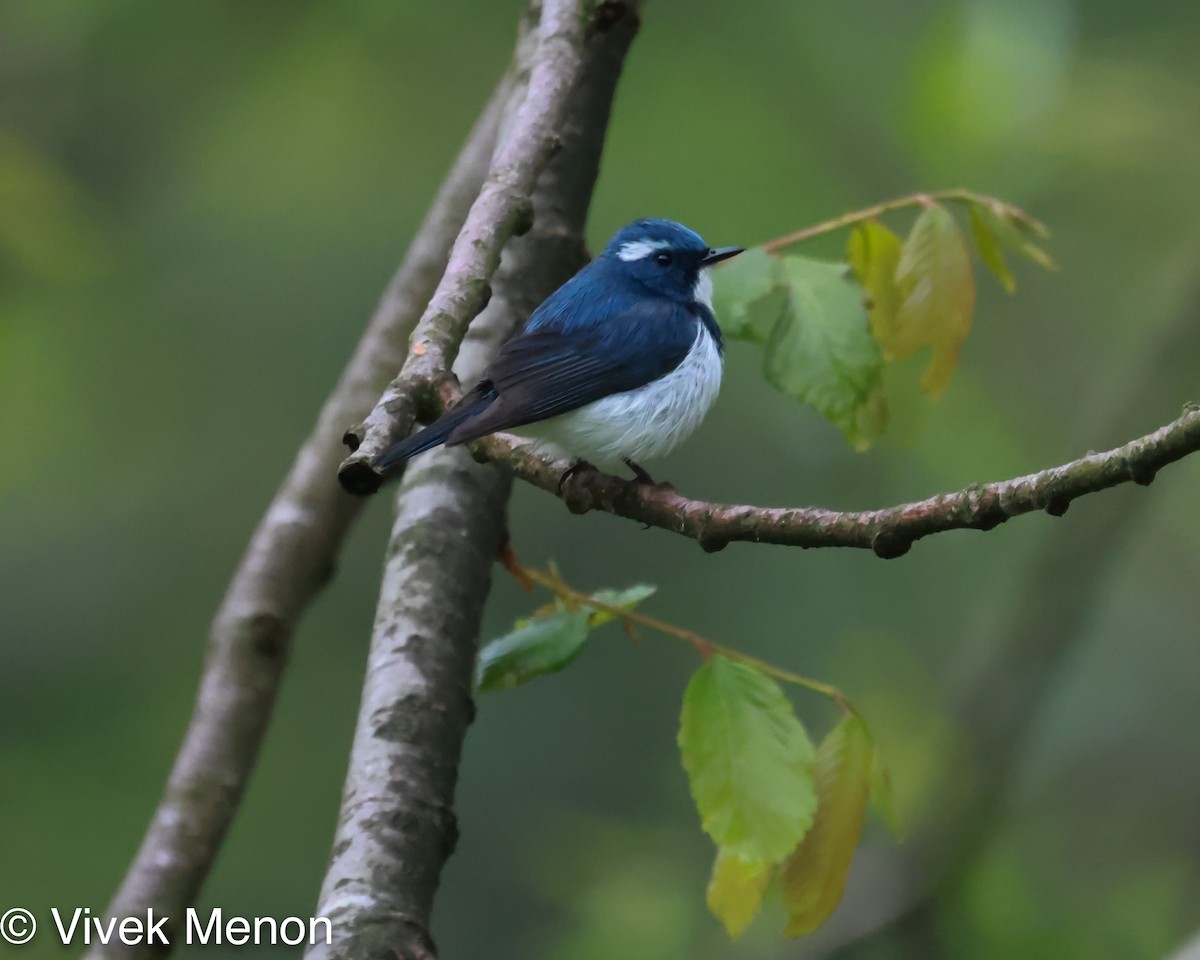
xmin=373 ymin=218 xmax=744 ymax=485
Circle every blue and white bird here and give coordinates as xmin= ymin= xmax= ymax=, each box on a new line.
xmin=374 ymin=218 xmax=743 ymax=483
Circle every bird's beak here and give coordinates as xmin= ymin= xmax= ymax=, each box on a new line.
xmin=702 ymin=245 xmax=745 ymax=267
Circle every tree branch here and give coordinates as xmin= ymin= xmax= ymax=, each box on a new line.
xmin=306 ymin=5 xmax=640 ymax=958
xmin=337 ymin=0 xmax=605 ymax=492
xmin=475 ymin=401 xmax=1200 ymax=557
xmin=306 ymin=449 xmax=512 ymax=960
xmin=84 ymin=70 xmax=513 ymax=960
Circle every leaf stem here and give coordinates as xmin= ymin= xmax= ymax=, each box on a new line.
xmin=521 ymin=566 xmax=855 ymax=714
xmin=757 ymin=188 xmax=1048 ymax=254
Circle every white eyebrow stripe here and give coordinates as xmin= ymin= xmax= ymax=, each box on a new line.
xmin=618 ymin=239 xmax=672 ymax=261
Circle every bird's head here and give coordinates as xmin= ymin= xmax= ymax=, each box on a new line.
xmin=600 ymin=218 xmax=743 ymax=305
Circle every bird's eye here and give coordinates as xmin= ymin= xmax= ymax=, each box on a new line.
xmin=653 ymin=251 xmax=673 ymax=266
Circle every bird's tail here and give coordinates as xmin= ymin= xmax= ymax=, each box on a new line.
xmin=372 ymin=389 xmax=495 ymax=474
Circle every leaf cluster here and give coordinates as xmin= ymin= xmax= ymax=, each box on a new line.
xmin=681 ymin=657 xmax=897 ymax=939
xmin=712 ymin=193 xmax=1055 ymax=447
xmin=478 ymin=569 xmax=900 ymax=940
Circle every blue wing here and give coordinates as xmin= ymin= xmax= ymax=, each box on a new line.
xmin=371 ymin=262 xmax=719 ymax=470
xmin=445 ymin=293 xmax=703 ymax=444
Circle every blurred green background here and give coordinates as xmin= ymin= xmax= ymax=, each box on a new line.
xmin=3 ymin=1 xmax=1199 ymax=957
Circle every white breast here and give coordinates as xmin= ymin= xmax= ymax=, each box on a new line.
xmin=520 ymin=320 xmax=723 ymax=468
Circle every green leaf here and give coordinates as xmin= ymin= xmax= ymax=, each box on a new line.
xmin=586 ymin=584 xmax=656 ymax=628
xmin=972 ymin=203 xmax=1058 ymax=272
xmin=707 ymin=849 xmax=773 ymax=939
xmin=679 ymin=655 xmax=817 ymax=864
xmin=711 ymin=247 xmax=783 ymax=339
xmin=847 ymin=220 xmax=905 ymax=350
xmin=894 ymin=203 xmax=977 ymax=398
xmin=781 ymin=715 xmax=874 ymax=938
xmin=968 ymin=205 xmax=1016 ymax=293
xmin=477 ymin=582 xmax=657 ymax=692
xmin=476 ymin=608 xmax=589 ymax=692
xmin=761 ymin=255 xmax=887 ymax=449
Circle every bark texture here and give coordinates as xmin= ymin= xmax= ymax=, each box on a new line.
xmin=306 ymin=3 xmax=639 ymax=958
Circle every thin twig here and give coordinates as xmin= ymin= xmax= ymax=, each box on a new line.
xmin=521 ymin=566 xmax=855 ymax=713
xmin=758 ymin=187 xmax=1049 ymax=254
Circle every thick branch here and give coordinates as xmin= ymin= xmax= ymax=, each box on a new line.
xmin=84 ymin=74 xmax=512 ymax=960
xmin=305 ymin=449 xmax=512 ymax=960
xmin=306 ymin=4 xmax=639 ymax=959
xmin=338 ymin=0 xmax=598 ymax=491
xmin=477 ymin=402 xmax=1200 ymax=557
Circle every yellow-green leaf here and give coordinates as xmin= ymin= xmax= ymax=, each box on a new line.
xmin=679 ymin=655 xmax=817 ymax=864
xmin=847 ymin=219 xmax=904 ymax=352
xmin=707 ymin=850 xmax=772 ymax=938
xmin=781 ymin=715 xmax=874 ymax=938
xmin=895 ymin=203 xmax=976 ymax=398
xmin=974 ymin=203 xmax=1058 ymax=272
xmin=968 ymin=205 xmax=1016 ymax=293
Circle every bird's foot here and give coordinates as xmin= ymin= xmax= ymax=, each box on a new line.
xmin=557 ymin=459 xmax=596 ymax=496
xmin=623 ymin=458 xmax=656 ymax=485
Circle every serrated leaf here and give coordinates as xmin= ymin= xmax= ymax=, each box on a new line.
xmin=679 ymin=655 xmax=817 ymax=864
xmin=707 ymin=849 xmax=773 ymax=939
xmin=974 ymin=203 xmax=1058 ymax=271
xmin=847 ymin=220 xmax=904 ymax=349
xmin=711 ymin=247 xmax=783 ymax=339
xmin=586 ymin=584 xmax=656 ymax=628
xmin=476 ymin=609 xmax=589 ymax=692
xmin=760 ymin=255 xmax=886 ymax=448
xmin=781 ymin=715 xmax=874 ymax=938
xmin=968 ymin=205 xmax=1016 ymax=293
xmin=894 ymin=203 xmax=977 ymax=398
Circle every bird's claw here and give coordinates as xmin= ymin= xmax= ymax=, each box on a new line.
xmin=557 ymin=460 xmax=595 ymax=496
xmin=623 ymin=458 xmax=656 ymax=485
